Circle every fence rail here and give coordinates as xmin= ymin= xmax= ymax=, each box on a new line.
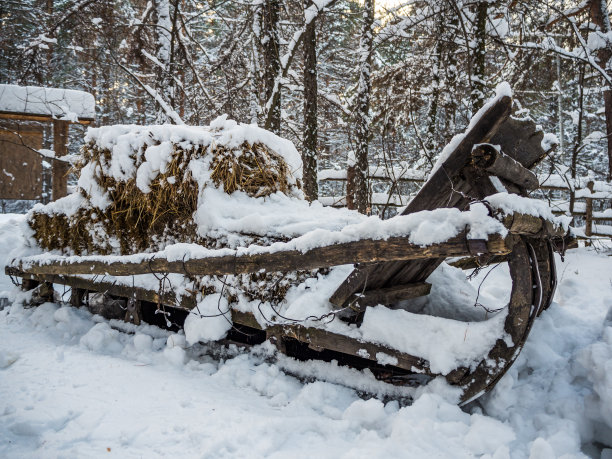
xmin=318 ymin=169 xmax=612 ymax=239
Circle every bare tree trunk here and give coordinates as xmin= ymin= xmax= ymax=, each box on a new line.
xmin=589 ymin=0 xmax=612 ymax=181
xmin=46 ymin=0 xmax=54 ymax=84
xmin=153 ymin=0 xmax=173 ymax=123
xmin=444 ymin=11 xmax=459 ymax=135
xmin=570 ymin=64 xmax=585 ymax=214
xmin=249 ymin=5 xmax=262 ymax=125
xmin=263 ymin=0 xmax=281 ymax=134
xmin=472 ymin=1 xmax=487 ymax=112
xmin=350 ymin=0 xmax=374 ymax=214
xmin=302 ymin=0 xmax=318 ymax=201
xmin=426 ymin=36 xmax=441 ymax=153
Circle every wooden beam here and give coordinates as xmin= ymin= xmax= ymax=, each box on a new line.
xmin=471 ymin=144 xmax=539 ymax=190
xmin=0 ymin=111 xmax=93 ymax=125
xmin=52 ymin=119 xmax=70 ymax=200
xmin=273 ymin=322 xmax=432 ymax=373
xmin=502 ymin=213 xmax=567 ymax=238
xmin=13 ymin=233 xmax=512 ymax=277
xmin=342 ymin=282 xmax=431 ymax=312
xmin=5 ymin=267 xmax=195 ymax=309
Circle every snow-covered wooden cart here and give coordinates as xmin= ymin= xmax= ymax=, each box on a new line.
xmin=6 ymin=90 xmax=573 ymax=403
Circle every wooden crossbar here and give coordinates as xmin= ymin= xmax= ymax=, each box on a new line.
xmin=11 ymin=232 xmax=511 ymax=278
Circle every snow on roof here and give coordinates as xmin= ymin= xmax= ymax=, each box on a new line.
xmin=0 ymin=84 xmax=95 ymax=121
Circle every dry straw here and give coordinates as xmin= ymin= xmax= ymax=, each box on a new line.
xmin=29 ymin=140 xmax=299 ymax=256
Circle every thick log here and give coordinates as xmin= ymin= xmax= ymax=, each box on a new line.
xmin=489 ymin=116 xmax=553 ymax=168
xmin=502 ymin=213 xmax=567 ymax=238
xmin=471 ymin=144 xmax=539 ymax=190
xmin=343 ymin=282 xmax=432 ymax=312
xmin=13 ymin=233 xmax=512 ymax=278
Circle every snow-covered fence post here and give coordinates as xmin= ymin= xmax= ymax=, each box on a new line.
xmin=585 ymin=180 xmax=595 ymax=243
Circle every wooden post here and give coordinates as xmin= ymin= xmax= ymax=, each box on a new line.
xmin=585 ymin=180 xmax=594 ymax=245
xmin=346 ymin=164 xmax=356 ymax=210
xmin=52 ymin=119 xmax=70 ymax=201
xmin=70 ymin=288 xmax=86 ymax=307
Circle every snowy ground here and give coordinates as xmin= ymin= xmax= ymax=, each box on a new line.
xmin=1 ymin=213 xmax=612 ymax=458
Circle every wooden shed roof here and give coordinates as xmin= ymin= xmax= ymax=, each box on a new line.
xmin=0 ymin=84 xmax=95 ymax=124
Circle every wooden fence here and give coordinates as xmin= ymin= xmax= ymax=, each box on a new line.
xmin=318 ymin=168 xmax=612 ymax=238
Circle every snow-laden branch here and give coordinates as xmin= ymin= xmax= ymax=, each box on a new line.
xmin=511 ymin=38 xmax=612 ymax=87
xmin=110 ymin=49 xmax=184 ymax=125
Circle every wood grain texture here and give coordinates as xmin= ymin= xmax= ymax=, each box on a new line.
xmin=0 ymin=123 xmax=43 ymax=200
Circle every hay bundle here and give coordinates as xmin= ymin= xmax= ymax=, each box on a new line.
xmin=28 ymin=119 xmax=303 ymax=256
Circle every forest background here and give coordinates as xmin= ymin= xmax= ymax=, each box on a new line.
xmin=2 ymin=0 xmax=612 ymax=214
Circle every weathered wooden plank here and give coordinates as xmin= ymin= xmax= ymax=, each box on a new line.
xmin=0 ymin=122 xmax=44 ymax=200
xmin=230 ymin=311 xmax=431 ymax=373
xmin=489 ymin=116 xmax=553 ymax=168
xmin=471 ymin=144 xmax=539 ymax=190
xmin=266 ymin=322 xmax=432 ymax=373
xmin=5 ymin=267 xmax=195 ymax=309
xmin=448 ymin=254 xmax=510 ymax=270
xmin=455 ymin=236 xmax=534 ymax=403
xmin=12 ymin=233 xmax=512 ymax=277
xmin=343 ymin=282 xmax=431 ymax=311
xmin=0 ymin=111 xmax=93 ymax=124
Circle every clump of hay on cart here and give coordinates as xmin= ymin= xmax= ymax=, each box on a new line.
xmin=27 ymin=117 xmax=308 ymax=304
xmin=28 ymin=117 xmax=303 ymax=256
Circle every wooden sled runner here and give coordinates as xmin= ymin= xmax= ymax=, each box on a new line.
xmin=6 ymin=94 xmax=573 ymax=404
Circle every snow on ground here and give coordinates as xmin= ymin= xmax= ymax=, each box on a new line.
xmin=1 ymin=211 xmax=612 ymax=458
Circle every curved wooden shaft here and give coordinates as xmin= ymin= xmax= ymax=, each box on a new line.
xmin=453 ymin=236 xmax=556 ymax=404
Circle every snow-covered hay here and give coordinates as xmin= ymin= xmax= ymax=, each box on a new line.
xmin=28 ymin=116 xmax=303 ymax=255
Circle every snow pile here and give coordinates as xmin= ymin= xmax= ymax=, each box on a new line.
xmin=1 ymin=245 xmax=611 ymax=457
xmin=0 ymin=84 xmax=95 ymax=121
xmin=184 ymin=293 xmax=232 ymax=345
xmin=578 ymin=317 xmax=612 ymax=444
xmin=360 ymin=304 xmax=507 ymax=374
